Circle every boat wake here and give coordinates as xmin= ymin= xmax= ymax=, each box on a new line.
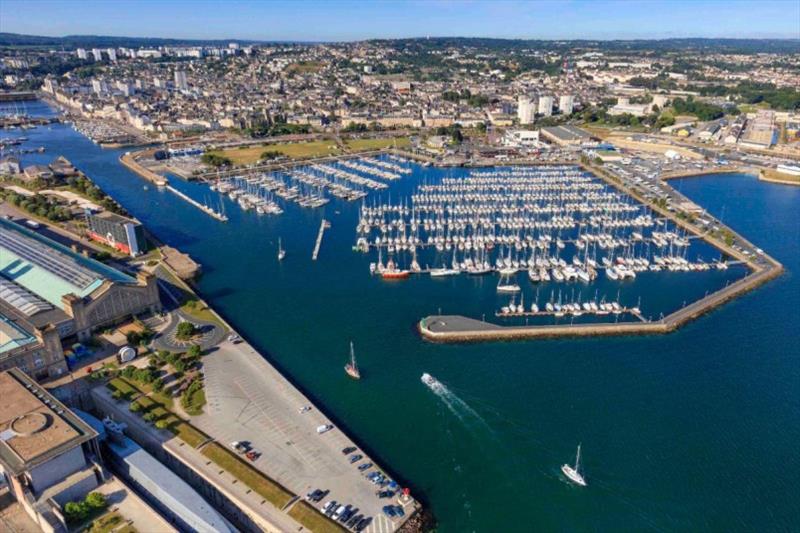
xmin=421 ymin=373 xmax=491 ymax=429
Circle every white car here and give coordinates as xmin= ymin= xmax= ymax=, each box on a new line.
xmin=317 ymin=424 xmax=334 ymax=434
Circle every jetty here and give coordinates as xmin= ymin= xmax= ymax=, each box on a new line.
xmin=120 ymin=151 xmax=168 ymax=186
xmin=165 ymin=185 xmax=228 ymax=222
xmin=312 ymin=218 xmax=330 ymax=260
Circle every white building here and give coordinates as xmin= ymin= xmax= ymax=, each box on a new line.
xmin=153 ymin=77 xmax=166 ymax=89
xmin=608 ymin=97 xmax=650 ymax=117
xmin=503 ymin=129 xmax=541 ymax=147
xmin=174 ymin=70 xmax=188 ymax=91
xmin=559 ymin=94 xmax=575 ymax=115
xmin=517 ymin=96 xmax=535 ymax=124
xmin=76 ymin=48 xmax=88 ymax=60
xmin=538 ymin=96 xmax=554 ymax=117
xmin=91 ymin=79 xmax=108 ymax=94
xmin=116 ymin=81 xmax=135 ymax=97
xmin=91 ymin=48 xmax=103 ymax=62
xmin=106 ymin=48 xmax=117 ymax=62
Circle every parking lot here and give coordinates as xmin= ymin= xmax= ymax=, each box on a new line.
xmin=194 ymin=337 xmax=418 ymax=533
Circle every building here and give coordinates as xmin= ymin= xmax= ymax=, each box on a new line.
xmin=540 ymin=125 xmax=593 ymax=146
xmin=91 ymin=79 xmax=108 ymax=95
xmin=116 ymin=81 xmax=135 ymax=97
xmin=503 ymin=129 xmax=541 ymax=147
xmin=76 ymin=48 xmax=87 ymax=60
xmin=174 ymin=70 xmax=188 ymax=91
xmin=538 ymin=96 xmax=554 ymax=117
xmin=517 ymin=96 xmax=535 ymax=124
xmin=559 ymin=94 xmax=574 ymax=115
xmin=0 ymin=368 xmax=104 ymax=533
xmin=106 ymin=48 xmax=117 ymax=62
xmin=608 ymin=97 xmax=650 ymax=117
xmin=91 ymin=48 xmax=103 ymax=62
xmin=85 ymin=211 xmax=147 ymax=257
xmin=0 ymin=218 xmax=161 ymax=380
xmin=153 ymin=77 xmax=166 ymax=89
xmin=98 ymin=417 xmax=233 ymax=533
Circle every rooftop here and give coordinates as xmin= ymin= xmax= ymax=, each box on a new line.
xmin=541 ymin=125 xmax=592 ymax=142
xmin=0 ymin=368 xmax=98 ymax=476
xmin=0 ymin=218 xmax=134 ymax=308
xmin=0 ymin=313 xmax=37 ymax=354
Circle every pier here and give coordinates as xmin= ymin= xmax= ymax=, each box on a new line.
xmin=119 ymin=151 xmax=168 ymax=186
xmin=312 ymin=218 xmax=330 ymax=260
xmin=165 ymin=185 xmax=228 ymax=222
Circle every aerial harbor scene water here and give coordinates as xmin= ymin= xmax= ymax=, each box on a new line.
xmin=0 ymin=3 xmax=798 ymax=532
xmin=2 ymin=98 xmax=798 ymax=531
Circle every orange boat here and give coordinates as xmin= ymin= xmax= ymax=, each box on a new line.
xmin=381 ymin=269 xmax=410 ymax=279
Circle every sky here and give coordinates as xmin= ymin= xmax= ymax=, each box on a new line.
xmin=1 ymin=0 xmax=798 ymax=42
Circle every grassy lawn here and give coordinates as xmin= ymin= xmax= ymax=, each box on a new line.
xmin=761 ymin=168 xmax=800 ymax=184
xmin=288 ymin=501 xmax=347 ymax=533
xmin=85 ymin=511 xmax=137 ymax=533
xmin=202 ymin=442 xmax=294 ymax=508
xmin=210 ymin=141 xmax=341 ymax=165
xmin=181 ymin=385 xmax=206 ymax=416
xmin=345 ymin=137 xmax=410 ymax=151
xmin=107 ymin=378 xmax=138 ymax=401
xmin=117 ymin=377 xmax=208 ymax=448
xmin=180 ymin=298 xmax=226 ymax=329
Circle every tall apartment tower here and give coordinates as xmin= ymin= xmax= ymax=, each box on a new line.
xmin=538 ymin=96 xmax=554 ymax=117
xmin=517 ymin=95 xmax=535 ymax=124
xmin=559 ymin=94 xmax=575 ymax=115
xmin=174 ymin=70 xmax=188 ymax=91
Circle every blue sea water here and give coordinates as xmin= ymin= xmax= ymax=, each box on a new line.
xmin=3 ymin=102 xmax=799 ymax=531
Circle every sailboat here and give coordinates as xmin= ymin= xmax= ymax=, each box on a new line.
xmin=278 ymin=238 xmax=286 ymax=260
xmin=561 ymin=444 xmax=587 ymax=486
xmin=344 ymin=342 xmax=361 ymax=380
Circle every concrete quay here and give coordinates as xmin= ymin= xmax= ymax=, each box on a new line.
xmin=419 ymin=259 xmax=782 ymax=343
xmin=119 ymin=150 xmax=168 ymax=186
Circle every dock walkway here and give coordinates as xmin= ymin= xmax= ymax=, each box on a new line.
xmin=165 ymin=185 xmax=228 ymax=222
xmin=312 ymin=219 xmax=330 ymax=260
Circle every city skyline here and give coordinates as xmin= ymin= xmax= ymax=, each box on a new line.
xmin=1 ymin=0 xmax=798 ymax=41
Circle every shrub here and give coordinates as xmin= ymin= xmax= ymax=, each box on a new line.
xmin=175 ymin=321 xmax=197 ymax=340
xmin=155 ymin=419 xmax=169 ymax=430
xmin=142 ymin=412 xmax=155 ymax=423
xmin=85 ymin=492 xmax=106 ymax=510
xmin=129 ymin=401 xmax=141 ymax=413
xmin=187 ymin=344 xmax=202 ymax=358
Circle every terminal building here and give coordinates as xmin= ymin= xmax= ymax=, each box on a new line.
xmin=0 ymin=368 xmax=104 ymax=532
xmin=85 ymin=211 xmax=147 ymax=257
xmin=0 ymin=218 xmax=161 ymax=380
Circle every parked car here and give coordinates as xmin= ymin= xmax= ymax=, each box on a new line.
xmin=230 ymin=441 xmax=249 ymax=454
xmin=382 ymin=505 xmax=396 ymax=517
xmin=349 ymin=454 xmax=363 ymax=464
xmin=317 ymin=424 xmax=334 ymax=434
xmin=358 ymin=462 xmax=372 ymax=471
xmin=341 ymin=446 xmax=357 ymax=455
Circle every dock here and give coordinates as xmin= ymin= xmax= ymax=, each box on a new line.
xmin=312 ymin=219 xmax=330 ymax=260
xmin=165 ymin=185 xmax=228 ymax=222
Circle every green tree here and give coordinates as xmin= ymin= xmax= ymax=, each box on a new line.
xmin=175 ymin=321 xmax=197 ymax=340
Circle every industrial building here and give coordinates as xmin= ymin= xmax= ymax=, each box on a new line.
xmin=540 ymin=125 xmax=594 ymax=146
xmin=85 ymin=211 xmax=147 ymax=257
xmin=0 ymin=368 xmax=104 ymax=532
xmin=0 ymin=218 xmax=160 ymax=380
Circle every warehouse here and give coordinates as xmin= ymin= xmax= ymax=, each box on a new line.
xmin=0 ymin=218 xmax=161 ymax=380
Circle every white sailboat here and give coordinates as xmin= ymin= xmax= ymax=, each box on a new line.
xmin=561 ymin=444 xmax=587 ymax=486
xmin=278 ymin=238 xmax=286 ymax=260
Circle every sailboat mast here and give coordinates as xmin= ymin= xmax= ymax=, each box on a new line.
xmin=575 ymin=443 xmax=581 ymax=471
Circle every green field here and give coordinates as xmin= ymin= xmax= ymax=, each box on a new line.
xmin=209 ymin=136 xmax=411 ymax=166
xmin=345 ymin=137 xmax=411 ymax=151
xmin=288 ymin=501 xmax=347 ymax=533
xmin=201 ymin=442 xmax=294 ymax=507
xmin=210 ymin=141 xmax=341 ymax=165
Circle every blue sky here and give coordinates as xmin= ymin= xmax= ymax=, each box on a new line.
xmin=1 ymin=0 xmax=798 ymax=41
